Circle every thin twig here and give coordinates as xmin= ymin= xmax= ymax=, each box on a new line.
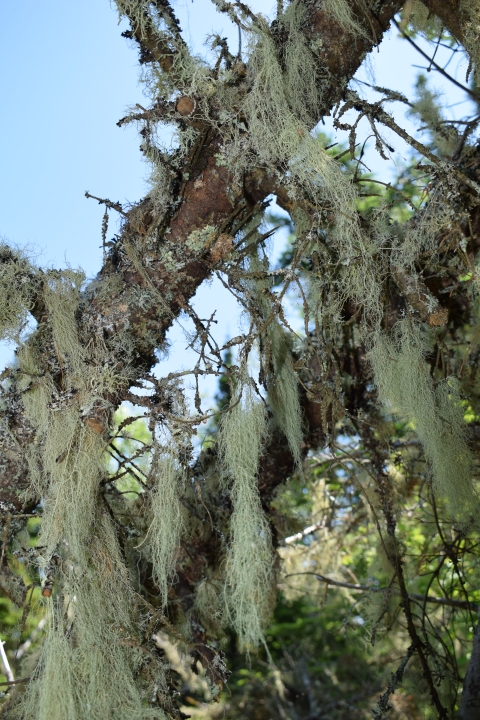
xmin=393 ymin=18 xmax=480 ymax=102
xmin=85 ymin=192 xmax=128 ymax=217
xmin=284 ymin=571 xmax=479 ymax=612
xmin=0 ymin=676 xmax=30 ymax=687
xmin=0 ymin=640 xmax=14 ymax=684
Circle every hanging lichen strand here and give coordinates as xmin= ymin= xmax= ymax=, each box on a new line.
xmin=111 ymin=0 xmax=479 ymax=524
xmin=4 ymin=270 xmax=166 ymax=719
xmin=247 ymin=248 xmax=303 ymax=468
xmin=370 ymin=322 xmax=478 ymax=522
xmin=0 ymin=244 xmax=39 ymax=343
xmin=238 ymin=4 xmax=383 ymax=316
xmin=16 ymin=273 xmax=125 ymax=563
xmin=266 ymin=321 xmax=304 ymax=469
xmin=217 ymin=383 xmax=274 ymax=651
xmin=460 ymin=0 xmax=480 ymax=84
xmin=408 ymin=75 xmax=459 ymax=157
xmin=16 ymin=511 xmax=167 ymax=720
xmin=322 ymin=0 xmax=370 ymax=37
xmin=143 ymin=447 xmax=186 ymax=608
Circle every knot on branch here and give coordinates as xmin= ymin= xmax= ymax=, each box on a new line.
xmin=176 ymin=96 xmax=196 ymax=116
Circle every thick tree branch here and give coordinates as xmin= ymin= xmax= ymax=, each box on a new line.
xmin=2 ymin=3 xmax=480 ymax=711
xmin=1 ymin=1 xmax=475 ymax=520
xmin=420 ymin=0 xmax=465 ymax=42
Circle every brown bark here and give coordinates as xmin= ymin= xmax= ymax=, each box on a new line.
xmin=0 ymin=1 xmax=410 ymax=510
xmin=460 ymin=611 xmax=480 ymax=720
xmin=306 ymin=0 xmax=404 ymax=108
xmin=0 ymin=0 xmax=477 ymax=583
xmin=1 ymin=0 xmax=480 ymax=708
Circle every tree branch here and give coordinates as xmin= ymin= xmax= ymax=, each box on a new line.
xmin=286 ymin=571 xmax=480 ymax=612
xmin=460 ymin=609 xmax=480 ymax=720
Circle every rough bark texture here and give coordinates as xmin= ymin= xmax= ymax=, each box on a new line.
xmin=1 ymin=0 xmax=411 ymax=512
xmin=2 ymin=0 xmax=480 ymax=714
xmin=460 ymin=611 xmax=480 ymax=720
xmin=1 ymin=0 xmax=478 ymax=623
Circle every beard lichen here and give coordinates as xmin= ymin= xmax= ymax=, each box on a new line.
xmin=408 ymin=75 xmax=459 ymax=157
xmin=322 ymin=0 xmax=370 ymax=38
xmin=15 ymin=509 xmax=167 ymax=720
xmin=461 ymin=0 xmax=480 ymax=83
xmin=0 ymin=243 xmax=39 ymax=343
xmin=246 ymin=247 xmax=304 ymax=467
xmin=402 ymin=0 xmax=443 ymax=37
xmin=267 ymin=323 xmax=304 ymax=470
xmin=217 ymin=382 xmax=274 ymax=651
xmin=2 ymin=0 xmax=480 ymax=715
xmin=6 ymin=263 xmax=168 ymax=719
xmin=142 ymin=448 xmax=186 ymax=608
xmin=370 ymin=321 xmax=477 ymax=522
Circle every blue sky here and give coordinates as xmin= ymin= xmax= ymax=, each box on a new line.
xmin=0 ymin=1 xmax=475 ymax=404
xmin=0 ymin=1 xmax=145 ymax=274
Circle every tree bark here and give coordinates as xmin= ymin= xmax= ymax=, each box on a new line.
xmin=0 ymin=0 xmax=407 ymax=513
xmin=460 ymin=610 xmax=480 ymax=720
xmin=1 ymin=0 xmax=480 ymax=710
xmin=1 ymin=0 xmax=478 ymax=639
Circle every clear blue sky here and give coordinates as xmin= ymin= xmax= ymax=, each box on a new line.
xmin=0 ymin=2 xmax=475 ymax=399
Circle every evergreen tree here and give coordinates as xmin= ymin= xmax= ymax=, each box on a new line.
xmin=2 ymin=1 xmax=480 ymax=717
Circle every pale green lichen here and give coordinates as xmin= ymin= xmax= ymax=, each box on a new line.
xmin=193 ymin=576 xmax=224 ymax=635
xmin=402 ymin=0 xmax=443 ymax=37
xmin=142 ymin=450 xmax=186 ymax=607
xmin=9 ymin=260 xmax=163 ymax=719
xmin=6 ymin=4 xmax=475 ymax=713
xmin=408 ymin=75 xmax=458 ymax=157
xmin=0 ymin=243 xmax=38 ymax=342
xmin=461 ymin=0 xmax=480 ymax=84
xmin=247 ymin=249 xmax=304 ymax=467
xmin=185 ymin=225 xmax=217 ymax=252
xmin=322 ymin=0 xmax=370 ymax=38
xmin=15 ymin=510 xmax=167 ymax=720
xmin=266 ymin=320 xmax=304 ymax=469
xmin=43 ymin=270 xmax=85 ymax=377
xmin=370 ymin=321 xmax=477 ymax=522
xmin=217 ymin=383 xmax=274 ymax=651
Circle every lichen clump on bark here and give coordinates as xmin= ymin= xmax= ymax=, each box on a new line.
xmin=0 ymin=244 xmax=38 ymax=342
xmin=2 ymin=0 xmax=480 ymax=715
